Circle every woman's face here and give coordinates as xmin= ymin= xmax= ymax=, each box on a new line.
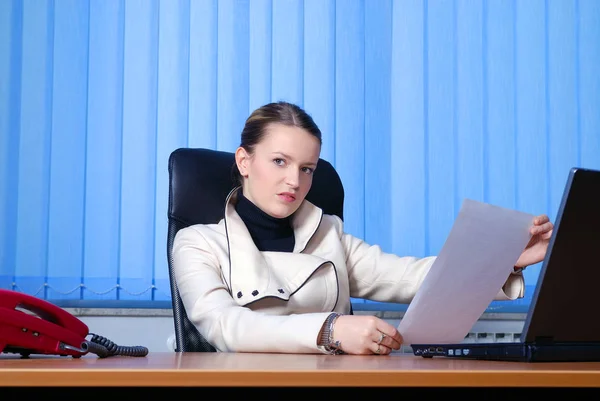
xmin=235 ymin=123 xmax=321 ymax=218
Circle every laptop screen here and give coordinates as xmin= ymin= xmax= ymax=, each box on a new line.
xmin=522 ymin=167 xmax=600 ymax=343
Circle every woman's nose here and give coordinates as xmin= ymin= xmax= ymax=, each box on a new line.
xmin=285 ymin=169 xmax=300 ymax=188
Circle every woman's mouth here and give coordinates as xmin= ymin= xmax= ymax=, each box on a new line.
xmin=278 ymin=193 xmax=296 ymax=203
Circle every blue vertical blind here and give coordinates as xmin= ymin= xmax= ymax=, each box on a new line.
xmin=1 ymin=0 xmax=599 ymax=307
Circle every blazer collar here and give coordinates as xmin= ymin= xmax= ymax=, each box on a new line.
xmin=222 ymin=187 xmax=327 ymax=305
xmin=224 ymin=186 xmax=323 ymax=253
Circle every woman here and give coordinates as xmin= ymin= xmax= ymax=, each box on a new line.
xmin=172 ymin=101 xmax=554 ymax=355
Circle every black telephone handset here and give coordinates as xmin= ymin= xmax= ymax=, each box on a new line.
xmin=0 ymin=289 xmax=148 ymax=358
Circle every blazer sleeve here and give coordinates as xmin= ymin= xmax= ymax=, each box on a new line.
xmin=172 ymin=226 xmax=331 ymax=354
xmin=332 ymin=217 xmax=525 ymax=303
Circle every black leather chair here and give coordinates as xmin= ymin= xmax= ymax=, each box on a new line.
xmin=166 ymin=147 xmax=345 ymax=352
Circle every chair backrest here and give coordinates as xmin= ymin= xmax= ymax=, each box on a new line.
xmin=166 ymin=147 xmax=345 ymax=352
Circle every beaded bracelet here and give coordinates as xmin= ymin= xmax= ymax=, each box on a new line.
xmin=318 ymin=312 xmax=344 ymax=355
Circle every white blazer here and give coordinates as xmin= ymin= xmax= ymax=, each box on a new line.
xmin=172 ymin=187 xmax=524 ymax=354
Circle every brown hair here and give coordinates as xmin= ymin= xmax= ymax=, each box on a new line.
xmin=232 ymin=101 xmax=322 ymax=185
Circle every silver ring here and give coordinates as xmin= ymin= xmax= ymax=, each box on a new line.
xmin=377 ymin=332 xmax=386 ymax=345
xmin=375 ymin=345 xmax=381 ymax=354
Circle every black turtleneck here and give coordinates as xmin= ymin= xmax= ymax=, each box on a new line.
xmin=235 ymin=191 xmax=295 ymax=252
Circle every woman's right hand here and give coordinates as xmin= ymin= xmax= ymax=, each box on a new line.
xmin=332 ymin=315 xmax=403 ymax=355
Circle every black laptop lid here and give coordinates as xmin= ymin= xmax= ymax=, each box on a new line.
xmin=522 ymin=167 xmax=600 ymax=343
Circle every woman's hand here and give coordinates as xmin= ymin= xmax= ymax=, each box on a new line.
xmin=332 ymin=315 xmax=403 ymax=355
xmin=515 ymin=214 xmax=554 ymax=268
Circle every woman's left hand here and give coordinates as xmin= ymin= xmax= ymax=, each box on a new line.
xmin=515 ymin=214 xmax=554 ymax=269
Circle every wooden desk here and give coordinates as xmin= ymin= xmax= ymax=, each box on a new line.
xmin=1 ymin=352 xmax=600 ymax=388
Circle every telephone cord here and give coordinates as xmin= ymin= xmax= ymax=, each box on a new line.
xmin=85 ymin=333 xmax=149 ymax=358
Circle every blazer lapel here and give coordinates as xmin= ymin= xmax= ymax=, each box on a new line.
xmin=223 ymin=187 xmax=339 ymax=308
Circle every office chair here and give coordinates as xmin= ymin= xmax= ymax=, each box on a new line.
xmin=166 ymin=147 xmax=345 ymax=352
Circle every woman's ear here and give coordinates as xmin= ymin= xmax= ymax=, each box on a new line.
xmin=235 ymin=147 xmax=250 ymax=178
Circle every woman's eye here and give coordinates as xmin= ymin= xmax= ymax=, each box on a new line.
xmin=301 ymin=167 xmax=314 ymax=175
xmin=273 ymin=158 xmax=285 ymax=166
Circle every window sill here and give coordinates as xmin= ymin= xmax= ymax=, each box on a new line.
xmin=56 ymin=301 xmax=526 ymax=321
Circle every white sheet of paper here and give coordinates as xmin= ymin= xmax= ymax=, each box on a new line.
xmin=397 ymin=199 xmax=535 ymax=345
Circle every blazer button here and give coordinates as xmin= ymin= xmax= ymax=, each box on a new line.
xmin=252 ymin=290 xmax=259 ymax=296
xmin=237 ymin=291 xmax=242 ymax=298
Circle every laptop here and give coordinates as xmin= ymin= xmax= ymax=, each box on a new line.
xmin=411 ymin=167 xmax=600 ymax=362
